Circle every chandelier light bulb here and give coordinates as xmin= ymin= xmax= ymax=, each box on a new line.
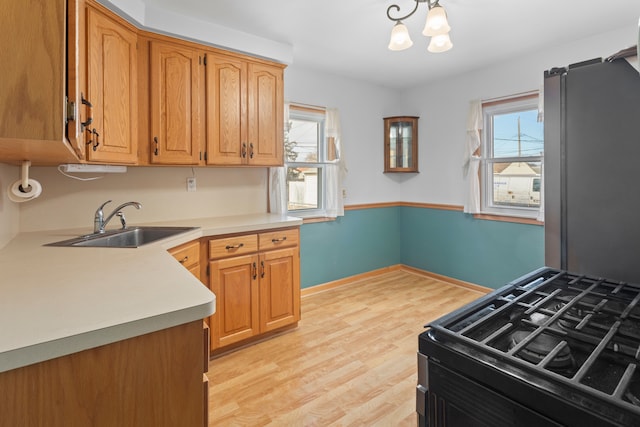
xmin=388 ymin=21 xmax=414 ymax=51
xmin=427 ymin=33 xmax=453 ymax=53
xmin=422 ymin=5 xmax=451 ymax=37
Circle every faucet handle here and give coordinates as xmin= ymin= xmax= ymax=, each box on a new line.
xmin=96 ymin=200 xmax=112 ymax=214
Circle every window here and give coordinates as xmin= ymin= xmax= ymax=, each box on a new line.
xmin=285 ymin=105 xmax=337 ymax=217
xmin=481 ymin=95 xmax=543 ymax=218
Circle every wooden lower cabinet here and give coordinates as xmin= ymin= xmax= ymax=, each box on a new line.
xmin=259 ymin=247 xmax=300 ymax=333
xmin=208 ymin=228 xmax=300 ymax=352
xmin=169 ymin=239 xmax=201 ymax=280
xmin=0 ymin=320 xmax=209 ymax=427
xmin=210 ymin=253 xmax=260 ymax=347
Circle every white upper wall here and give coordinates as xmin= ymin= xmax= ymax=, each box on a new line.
xmin=1 ymin=15 xmax=637 ymax=237
xmin=285 ymin=25 xmax=637 ymax=207
xmin=398 ymin=25 xmax=637 ymax=206
xmin=284 ymin=66 xmax=402 ymax=206
xmin=99 ymin=0 xmax=294 ymax=65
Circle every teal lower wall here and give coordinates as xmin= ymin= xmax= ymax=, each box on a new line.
xmin=399 ymin=206 xmax=544 ymax=288
xmin=300 ymin=206 xmax=545 ymax=289
xmin=299 ymin=207 xmax=401 ymax=288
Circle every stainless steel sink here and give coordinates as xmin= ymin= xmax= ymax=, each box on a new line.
xmin=46 ymin=226 xmax=199 ymax=248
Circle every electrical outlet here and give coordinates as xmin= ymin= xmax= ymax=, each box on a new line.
xmin=187 ymin=177 xmax=196 ymax=192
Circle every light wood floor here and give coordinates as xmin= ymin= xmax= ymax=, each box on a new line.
xmin=207 ymin=269 xmax=486 ymax=426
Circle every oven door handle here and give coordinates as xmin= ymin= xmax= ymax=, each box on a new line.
xmin=417 ymin=352 xmax=429 ymax=417
xmin=416 ymin=384 xmax=427 ymax=417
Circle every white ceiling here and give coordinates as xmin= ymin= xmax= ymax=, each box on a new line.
xmin=140 ymin=0 xmax=640 ymax=89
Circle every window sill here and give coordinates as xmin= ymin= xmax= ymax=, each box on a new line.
xmin=302 ymin=216 xmax=337 ymax=224
xmin=473 ymin=213 xmax=543 ymax=226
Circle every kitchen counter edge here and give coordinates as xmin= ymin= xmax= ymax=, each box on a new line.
xmin=0 ymin=213 xmax=302 ymax=373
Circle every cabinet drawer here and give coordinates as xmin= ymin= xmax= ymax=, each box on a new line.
xmin=259 ymin=228 xmax=299 ymax=250
xmin=169 ymin=240 xmax=200 ymax=269
xmin=209 ymin=234 xmax=258 ymax=259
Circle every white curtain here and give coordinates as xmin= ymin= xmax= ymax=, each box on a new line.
xmin=536 ymin=86 xmax=545 ymax=222
xmin=463 ymin=100 xmax=482 ymax=214
xmin=268 ymin=104 xmax=289 ymax=215
xmin=325 ymin=108 xmax=346 ymax=218
xmin=537 ymin=84 xmax=544 ymax=123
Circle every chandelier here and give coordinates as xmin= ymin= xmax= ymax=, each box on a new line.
xmin=386 ymin=0 xmax=452 ymax=52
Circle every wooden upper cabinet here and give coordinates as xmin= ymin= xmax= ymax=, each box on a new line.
xmin=86 ymin=4 xmax=138 ymax=164
xmin=67 ymin=0 xmax=87 ymax=161
xmin=206 ymin=54 xmax=284 ymax=166
xmin=206 ymin=53 xmax=247 ymax=166
xmin=0 ymin=0 xmax=285 ymax=167
xmin=247 ymin=62 xmax=284 ymax=166
xmin=383 ymin=116 xmax=419 ymax=173
xmin=0 ymin=0 xmax=80 ymax=165
xmin=149 ymin=40 xmax=203 ymax=165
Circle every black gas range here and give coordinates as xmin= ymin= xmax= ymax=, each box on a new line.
xmin=417 ymin=267 xmax=640 ymax=427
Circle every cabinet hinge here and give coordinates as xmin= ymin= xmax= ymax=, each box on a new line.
xmin=65 ymin=97 xmax=76 ymax=124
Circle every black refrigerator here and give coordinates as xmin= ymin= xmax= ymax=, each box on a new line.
xmin=544 ymin=49 xmax=640 ymax=283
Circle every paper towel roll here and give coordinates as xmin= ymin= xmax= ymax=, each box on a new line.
xmin=8 ymin=179 xmax=42 ymax=203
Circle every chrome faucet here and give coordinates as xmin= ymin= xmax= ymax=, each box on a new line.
xmin=94 ymin=200 xmax=142 ymax=233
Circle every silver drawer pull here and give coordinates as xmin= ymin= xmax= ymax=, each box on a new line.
xmin=225 ymin=243 xmax=244 ymax=250
xmin=271 ymin=237 xmax=287 ymax=243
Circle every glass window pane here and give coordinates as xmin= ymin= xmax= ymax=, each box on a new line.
xmin=491 ymin=161 xmax=541 ymax=208
xmin=287 ymin=119 xmax=319 ymax=162
xmin=389 ymin=121 xmax=413 ymax=168
xmin=287 ymin=167 xmax=320 ymax=211
xmin=492 ymin=109 xmax=543 ymax=158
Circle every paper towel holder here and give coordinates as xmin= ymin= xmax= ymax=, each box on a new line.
xmin=18 ymin=160 xmax=33 ymax=192
xmin=7 ymin=160 xmax=43 ymax=203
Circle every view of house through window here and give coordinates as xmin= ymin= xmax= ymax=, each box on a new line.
xmin=285 ymin=106 xmax=329 ymax=214
xmin=482 ymin=95 xmax=543 ymax=217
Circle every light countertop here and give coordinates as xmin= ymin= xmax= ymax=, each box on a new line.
xmin=0 ymin=213 xmax=302 ymax=373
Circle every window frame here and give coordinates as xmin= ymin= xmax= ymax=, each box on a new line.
xmin=481 ymin=94 xmax=543 ymax=219
xmin=285 ymin=105 xmax=329 ymax=218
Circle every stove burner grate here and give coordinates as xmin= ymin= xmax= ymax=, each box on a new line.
xmin=509 ymin=330 xmax=575 ymax=371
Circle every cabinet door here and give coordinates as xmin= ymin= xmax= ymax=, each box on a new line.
xmin=0 ymin=0 xmax=64 ymax=144
xmin=209 ymin=254 xmax=259 ymax=349
xmin=149 ymin=40 xmax=203 ymax=165
xmin=205 ymin=53 xmax=247 ymax=165
xmin=247 ymin=63 xmax=284 ymax=166
xmin=0 ymin=0 xmax=81 ymax=164
xmin=67 ymin=0 xmax=87 ymax=160
xmin=259 ymin=247 xmax=300 ymax=333
xmin=86 ymin=6 xmax=138 ymax=163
